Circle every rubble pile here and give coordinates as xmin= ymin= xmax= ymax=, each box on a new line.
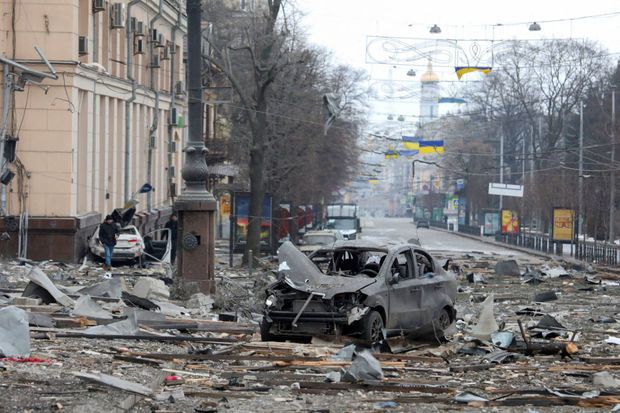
xmin=1 ymin=250 xmax=620 ymax=412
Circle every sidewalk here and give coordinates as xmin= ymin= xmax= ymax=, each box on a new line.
xmin=432 ymin=226 xmax=582 ymax=264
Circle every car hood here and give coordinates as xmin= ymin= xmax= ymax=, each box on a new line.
xmin=278 ymin=241 xmax=375 ymax=299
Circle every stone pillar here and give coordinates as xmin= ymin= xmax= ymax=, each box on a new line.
xmin=174 ymin=0 xmax=216 ymax=294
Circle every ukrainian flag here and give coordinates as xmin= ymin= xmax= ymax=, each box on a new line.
xmin=398 ymin=150 xmax=419 ymax=157
xmin=455 ymin=66 xmax=492 ymax=80
xmin=402 ymin=136 xmax=421 ymax=150
xmin=384 ymin=148 xmax=399 ymax=159
xmin=419 ymin=140 xmax=444 ymax=155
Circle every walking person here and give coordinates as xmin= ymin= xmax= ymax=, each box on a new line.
xmin=164 ymin=213 xmax=178 ymax=264
xmin=99 ymin=215 xmax=119 ymax=271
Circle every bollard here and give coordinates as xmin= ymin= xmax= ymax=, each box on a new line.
xmin=248 ymin=249 xmax=253 ymax=277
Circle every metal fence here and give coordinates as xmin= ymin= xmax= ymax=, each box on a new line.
xmin=429 ymin=220 xmax=447 ymax=230
xmin=494 ymin=232 xmax=620 ymax=266
xmin=458 ymin=224 xmax=481 ymax=236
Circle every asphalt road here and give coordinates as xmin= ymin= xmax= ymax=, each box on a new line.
xmin=361 ymin=217 xmax=522 ymax=256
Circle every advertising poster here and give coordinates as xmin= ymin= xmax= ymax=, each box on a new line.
xmin=233 ymin=193 xmax=272 ymax=248
xmin=501 ymin=210 xmax=519 ymax=234
xmin=483 ymin=212 xmax=500 ymax=235
xmin=458 ymin=198 xmax=466 ymax=225
xmin=552 ymin=208 xmax=575 ymax=242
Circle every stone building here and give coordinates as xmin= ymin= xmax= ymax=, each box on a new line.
xmin=0 ymin=0 xmax=187 ymax=261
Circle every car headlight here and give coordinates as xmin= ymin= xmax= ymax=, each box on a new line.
xmin=265 ymin=294 xmax=277 ymax=308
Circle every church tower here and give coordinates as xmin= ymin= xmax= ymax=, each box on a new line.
xmin=419 ymin=61 xmax=439 ymax=125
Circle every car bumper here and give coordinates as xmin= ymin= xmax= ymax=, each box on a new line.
xmin=266 ymin=310 xmax=349 ymax=324
xmin=90 ymin=246 xmax=142 ymax=260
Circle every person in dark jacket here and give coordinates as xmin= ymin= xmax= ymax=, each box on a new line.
xmin=164 ymin=213 xmax=178 ymax=264
xmin=99 ymin=215 xmax=119 ymax=271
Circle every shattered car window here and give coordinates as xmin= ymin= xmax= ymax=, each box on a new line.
xmin=328 ymin=249 xmax=387 ymax=277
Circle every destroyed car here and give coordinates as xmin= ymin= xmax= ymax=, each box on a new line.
xmin=88 ymin=207 xmax=171 ymax=265
xmin=262 ymin=240 xmax=457 ymax=343
xmin=298 ymin=230 xmax=344 ymax=255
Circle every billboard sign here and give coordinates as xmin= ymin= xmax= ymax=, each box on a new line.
xmin=552 ymin=208 xmax=575 ymax=242
xmin=483 ymin=212 xmax=500 ymax=235
xmin=233 ymin=192 xmax=273 ymax=252
xmin=489 ymin=183 xmax=524 ymax=198
xmin=501 ymin=210 xmax=519 ymax=234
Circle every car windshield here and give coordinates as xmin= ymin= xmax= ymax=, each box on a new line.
xmin=304 ymin=235 xmax=335 ymax=245
xmin=327 ymin=218 xmax=356 ymax=230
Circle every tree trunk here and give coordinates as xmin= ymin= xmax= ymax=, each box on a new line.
xmin=246 ymin=99 xmax=268 ymax=262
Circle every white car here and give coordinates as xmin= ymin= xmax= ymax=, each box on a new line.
xmin=88 ymin=207 xmax=171 ymax=265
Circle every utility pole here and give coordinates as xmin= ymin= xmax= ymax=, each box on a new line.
xmin=610 ymin=88 xmax=616 ymax=243
xmin=175 ymin=0 xmax=217 ymax=294
xmin=499 ymin=129 xmax=504 ymax=211
xmin=578 ymin=101 xmax=584 ymax=240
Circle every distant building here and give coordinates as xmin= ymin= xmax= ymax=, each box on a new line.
xmin=419 ymin=61 xmax=439 ymax=125
xmin=0 ymin=0 xmax=188 ymax=261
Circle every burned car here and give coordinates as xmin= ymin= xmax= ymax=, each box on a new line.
xmin=261 ymin=240 xmax=457 ymax=343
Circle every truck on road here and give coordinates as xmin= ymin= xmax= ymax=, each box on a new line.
xmin=325 ymin=203 xmax=362 ymax=240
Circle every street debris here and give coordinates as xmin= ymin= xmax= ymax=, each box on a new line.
xmin=0 ymin=306 xmax=30 ymax=357
xmin=494 ymin=259 xmax=520 ymax=276
xmin=2 ymin=244 xmax=620 ymax=411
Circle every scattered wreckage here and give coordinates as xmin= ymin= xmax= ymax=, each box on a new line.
xmin=261 ymin=240 xmax=458 ymax=343
xmin=88 ymin=206 xmax=171 ymax=265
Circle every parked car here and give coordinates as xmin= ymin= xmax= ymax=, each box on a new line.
xmin=298 ymin=230 xmax=343 ymax=255
xmin=88 ymin=207 xmax=171 ymax=265
xmin=416 ymin=218 xmax=430 ymax=229
xmin=261 ymin=240 xmax=457 ymax=343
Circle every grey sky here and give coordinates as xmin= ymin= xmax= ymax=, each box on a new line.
xmin=297 ymin=1 xmax=620 ymax=128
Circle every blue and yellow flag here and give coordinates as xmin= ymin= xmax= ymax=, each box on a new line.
xmin=398 ymin=150 xmax=419 ymax=157
xmin=384 ymin=148 xmax=399 ymax=159
xmin=419 ymin=140 xmax=444 ymax=155
xmin=402 ymin=136 xmax=421 ymax=150
xmin=455 ymin=66 xmax=492 ymax=80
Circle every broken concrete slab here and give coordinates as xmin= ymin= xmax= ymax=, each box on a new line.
xmin=132 ymin=278 xmax=170 ymax=301
xmin=27 ymin=312 xmax=55 ymax=328
xmin=0 ymin=306 xmax=30 ymax=357
xmin=494 ymin=260 xmax=520 ymax=276
xmin=24 ymin=266 xmax=74 ymax=307
xmin=73 ymin=295 xmax=114 ymax=320
xmin=593 ymin=371 xmax=620 ymax=389
xmin=123 ymin=307 xmax=166 ymax=322
xmin=470 ymin=293 xmax=499 ymax=340
xmin=83 ymin=311 xmax=139 ymax=336
xmin=542 ymin=265 xmax=570 ymax=278
xmin=533 ymin=291 xmax=558 ymax=302
xmin=342 ymin=350 xmax=383 ymax=382
xmin=74 ymin=372 xmax=153 ymax=396
xmin=78 ymin=278 xmax=122 ymax=299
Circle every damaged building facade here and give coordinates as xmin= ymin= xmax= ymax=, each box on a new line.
xmin=0 ymin=0 xmax=188 ymax=261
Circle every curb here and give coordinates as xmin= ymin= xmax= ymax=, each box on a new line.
xmin=430 ymin=226 xmax=564 ymax=261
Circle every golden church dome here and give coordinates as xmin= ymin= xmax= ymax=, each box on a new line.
xmin=420 ymin=61 xmax=439 ymax=82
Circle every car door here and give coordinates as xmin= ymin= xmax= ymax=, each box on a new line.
xmin=142 ymin=228 xmax=171 ymax=264
xmin=414 ymin=249 xmax=444 ymax=328
xmin=386 ymin=248 xmax=423 ymax=334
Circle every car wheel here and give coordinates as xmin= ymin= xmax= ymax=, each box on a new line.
xmin=362 ymin=310 xmax=384 ymax=344
xmin=436 ymin=307 xmax=452 ymax=331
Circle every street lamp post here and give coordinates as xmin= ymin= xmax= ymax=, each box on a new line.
xmin=610 ymin=89 xmax=616 ymax=243
xmin=174 ymin=0 xmax=217 ymax=294
xmin=578 ymin=101 xmax=584 ymax=240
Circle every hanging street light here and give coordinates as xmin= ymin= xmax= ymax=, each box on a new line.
xmin=430 ymin=24 xmax=441 ymax=34
xmin=529 ymin=22 xmax=541 ymax=31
